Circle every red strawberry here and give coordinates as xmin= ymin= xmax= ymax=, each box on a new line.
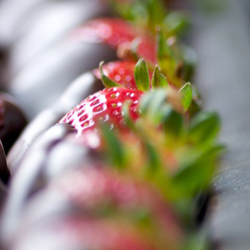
xmin=71 ymin=18 xmax=156 ymax=63
xmin=93 ymin=60 xmax=153 ymax=90
xmin=93 ymin=61 xmax=137 ymax=89
xmin=59 ymin=87 xmax=143 ymax=135
xmin=50 ymin=168 xmax=182 ymax=250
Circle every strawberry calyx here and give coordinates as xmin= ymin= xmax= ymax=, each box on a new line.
xmin=156 ymin=30 xmax=186 ymax=88
xmin=106 ymin=0 xmax=189 ymax=37
xmin=95 ymin=58 xmax=196 ymax=116
xmin=134 ymin=59 xmax=150 ymax=91
xmin=87 ymin=1 xmax=195 ymax=92
xmin=95 ymin=59 xmax=171 ymax=93
xmin=151 ymin=65 xmax=169 ymax=88
xmin=99 ymin=88 xmax=223 ymax=204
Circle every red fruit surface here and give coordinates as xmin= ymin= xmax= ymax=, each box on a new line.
xmin=71 ymin=18 xmax=156 ymax=63
xmin=27 ymin=168 xmax=182 ymax=250
xmin=93 ymin=61 xmax=137 ymax=89
xmin=57 ymin=218 xmax=153 ymax=250
xmin=54 ymin=168 xmax=182 ymax=236
xmin=59 ymin=87 xmax=143 ymax=135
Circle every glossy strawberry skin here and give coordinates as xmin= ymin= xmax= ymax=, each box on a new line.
xmin=71 ymin=18 xmax=156 ymax=63
xmin=59 ymin=87 xmax=143 ymax=134
xmin=93 ymin=61 xmax=137 ymax=89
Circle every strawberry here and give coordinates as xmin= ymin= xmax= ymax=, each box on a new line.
xmin=59 ymin=87 xmax=143 ymax=135
xmin=59 ymin=58 xmax=171 ymax=135
xmin=93 ymin=60 xmax=154 ymax=90
xmin=93 ymin=61 xmax=137 ymax=89
xmin=50 ymin=168 xmax=182 ymax=250
xmin=71 ymin=18 xmax=156 ymax=63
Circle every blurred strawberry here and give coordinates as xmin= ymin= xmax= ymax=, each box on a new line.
xmin=9 ymin=167 xmax=182 ymax=250
xmin=71 ymin=18 xmax=156 ymax=63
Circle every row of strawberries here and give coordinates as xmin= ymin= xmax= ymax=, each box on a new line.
xmin=0 ymin=0 xmax=222 ymax=250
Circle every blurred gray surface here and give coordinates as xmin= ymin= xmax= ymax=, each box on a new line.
xmin=191 ymin=0 xmax=250 ymax=249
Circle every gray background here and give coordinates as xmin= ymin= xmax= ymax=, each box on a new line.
xmin=191 ymin=0 xmax=250 ymax=249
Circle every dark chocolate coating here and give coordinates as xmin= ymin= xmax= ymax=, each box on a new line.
xmin=0 ymin=59 xmax=7 ymax=88
xmin=7 ymin=71 xmax=103 ymax=173
xmin=0 ymin=140 xmax=9 ymax=184
xmin=8 ymin=41 xmax=117 ymax=119
xmin=8 ymin=0 xmax=110 ymax=74
xmin=0 ymin=93 xmax=27 ymax=154
xmin=0 ymin=50 xmax=9 ymax=88
xmin=0 ymin=140 xmax=9 ymax=228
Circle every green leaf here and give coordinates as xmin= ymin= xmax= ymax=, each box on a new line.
xmin=179 ymin=82 xmax=193 ymax=112
xmin=139 ymin=90 xmax=153 ymax=115
xmin=147 ymin=90 xmax=167 ymax=115
xmin=139 ymin=88 xmax=184 ymax=130
xmin=156 ymin=30 xmax=181 ymax=88
xmin=139 ymin=89 xmax=168 ymax=123
xmin=99 ymin=61 xmax=122 ymax=88
xmin=170 ymin=141 xmax=224 ymax=200
xmin=157 ymin=29 xmax=175 ymax=63
xmin=188 ymin=112 xmax=221 ymax=144
xmin=134 ymin=59 xmax=150 ymax=91
xmin=163 ymin=11 xmax=190 ymax=36
xmin=100 ymin=124 xmax=125 ymax=169
xmin=146 ymin=0 xmax=166 ymax=27
xmin=145 ymin=141 xmax=162 ymax=171
xmin=131 ymin=208 xmax=152 ymax=225
xmin=183 ymin=231 xmax=210 ymax=250
xmin=129 ymin=38 xmax=142 ymax=61
xmin=181 ymin=45 xmax=197 ymax=82
xmin=170 ymin=148 xmax=217 ymax=198
xmin=162 ymin=105 xmax=184 ymax=136
xmin=126 ymin=1 xmax=148 ymax=23
xmin=151 ymin=65 xmax=169 ymax=88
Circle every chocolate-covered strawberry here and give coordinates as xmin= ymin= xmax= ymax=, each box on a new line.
xmin=58 ymin=58 xmax=168 ymax=134
xmin=7 ymin=61 xmax=150 ymax=176
xmin=7 ymin=60 xmax=139 ymax=172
